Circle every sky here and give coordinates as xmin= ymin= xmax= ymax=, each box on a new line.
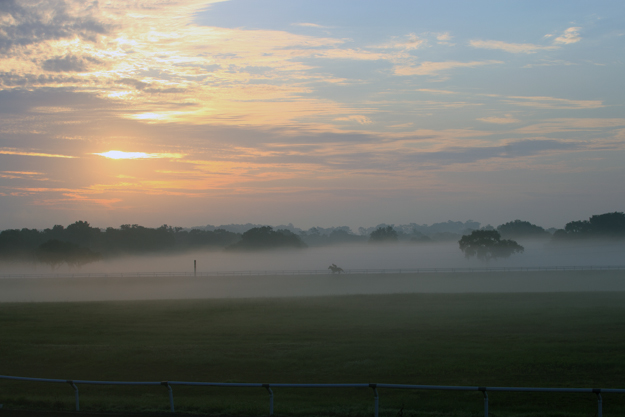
xmin=0 ymin=0 xmax=624 ymax=231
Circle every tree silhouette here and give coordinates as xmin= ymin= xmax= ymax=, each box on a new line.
xmin=497 ymin=220 xmax=549 ymax=239
xmin=458 ymin=230 xmax=524 ymax=261
xmin=369 ymin=226 xmax=398 ymax=243
xmin=554 ymin=212 xmax=625 ymax=240
xmin=226 ymin=226 xmax=306 ymax=251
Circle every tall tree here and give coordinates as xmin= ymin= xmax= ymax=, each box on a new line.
xmin=459 ymin=230 xmax=524 ymax=261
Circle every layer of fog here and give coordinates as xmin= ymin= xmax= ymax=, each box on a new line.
xmin=2 ymin=240 xmax=623 ymax=302
xmin=1 ymin=239 xmax=624 ymax=276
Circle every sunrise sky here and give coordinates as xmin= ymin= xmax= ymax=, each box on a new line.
xmin=0 ymin=0 xmax=624 ymax=230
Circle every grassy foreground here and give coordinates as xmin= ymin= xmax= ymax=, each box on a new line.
xmin=2 ymin=289 xmax=625 ymax=416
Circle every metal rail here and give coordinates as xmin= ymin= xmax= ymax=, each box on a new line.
xmin=1 ymin=375 xmax=623 ymax=416
xmin=0 ymin=265 xmax=624 ymax=280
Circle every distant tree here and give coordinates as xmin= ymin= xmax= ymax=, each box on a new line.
xmin=497 ymin=220 xmax=549 ymax=240
xmin=553 ymin=212 xmax=625 ymax=241
xmin=458 ymin=230 xmax=524 ymax=261
xmin=587 ymin=212 xmax=625 ymax=237
xmin=36 ymin=239 xmax=101 ymax=268
xmin=102 ymin=224 xmax=176 ymax=253
xmin=226 ymin=226 xmax=307 ymax=251
xmin=174 ymin=228 xmax=240 ymax=249
xmin=64 ymin=220 xmax=101 ymax=246
xmin=369 ymin=226 xmax=398 ymax=243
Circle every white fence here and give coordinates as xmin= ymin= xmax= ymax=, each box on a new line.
xmin=1 ymin=374 xmax=623 ymax=417
xmin=1 ymin=265 xmax=624 ymax=279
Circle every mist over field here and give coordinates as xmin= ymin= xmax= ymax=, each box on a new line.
xmin=2 ymin=239 xmax=624 ymax=275
xmin=1 ymin=239 xmax=624 ymax=303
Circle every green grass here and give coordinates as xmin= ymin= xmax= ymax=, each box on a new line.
xmin=2 ymin=286 xmax=625 ymax=416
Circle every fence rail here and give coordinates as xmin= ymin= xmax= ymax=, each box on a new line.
xmin=1 ymin=374 xmax=623 ymax=417
xmin=1 ymin=265 xmax=625 ymax=280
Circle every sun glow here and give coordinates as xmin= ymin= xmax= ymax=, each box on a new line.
xmin=94 ymin=151 xmax=184 ymax=159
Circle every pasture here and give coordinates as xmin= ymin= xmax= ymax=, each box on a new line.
xmin=1 ymin=273 xmax=625 ymax=416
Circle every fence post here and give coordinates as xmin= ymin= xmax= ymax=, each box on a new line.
xmin=162 ymin=382 xmax=174 ymax=412
xmin=66 ymin=381 xmax=79 ymax=411
xmin=479 ymin=387 xmax=488 ymax=417
xmin=369 ymin=384 xmax=378 ymax=417
xmin=263 ymin=384 xmax=274 ymax=415
xmin=593 ymin=389 xmax=602 ymax=417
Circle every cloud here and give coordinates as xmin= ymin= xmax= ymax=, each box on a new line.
xmin=522 ymin=59 xmax=576 ymax=68
xmin=291 ymin=23 xmax=328 ymax=29
xmin=334 ymin=115 xmax=372 ymax=125
xmin=0 ymin=149 xmax=75 ymax=158
xmin=471 ymin=27 xmax=581 ymax=55
xmin=93 ymin=151 xmax=185 ymax=159
xmin=373 ymin=33 xmax=425 ymax=51
xmin=410 ymin=139 xmax=581 ymax=166
xmin=0 ymin=0 xmax=109 ymax=52
xmin=515 ymin=118 xmax=625 ymax=134
xmin=42 ymin=55 xmax=99 ymax=72
xmin=0 ymin=170 xmax=48 ymax=180
xmin=469 ymin=40 xmax=557 ymax=54
xmin=506 ymin=96 xmax=604 ymax=110
xmin=417 ymin=88 xmax=456 ymax=95
xmin=394 ymin=60 xmax=502 ymax=76
xmin=436 ymin=32 xmax=452 ymax=41
xmin=554 ymin=27 xmax=582 ymax=44
xmin=477 ymin=114 xmax=521 ymax=124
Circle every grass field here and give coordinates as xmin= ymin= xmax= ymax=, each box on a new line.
xmin=2 ymin=275 xmax=625 ymax=416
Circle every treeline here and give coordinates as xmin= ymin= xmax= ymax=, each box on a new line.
xmin=0 ymin=222 xmax=241 ymax=258
xmin=0 ymin=222 xmax=304 ymax=266
xmin=552 ymin=212 xmax=625 ymax=241
xmin=1 ymin=211 xmax=623 ymax=267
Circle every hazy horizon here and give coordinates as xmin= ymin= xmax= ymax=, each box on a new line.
xmin=2 ymin=239 xmax=624 ymax=275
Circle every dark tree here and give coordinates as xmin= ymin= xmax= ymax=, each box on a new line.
xmin=553 ymin=212 xmax=625 ymax=240
xmin=227 ymin=226 xmax=306 ymax=251
xmin=587 ymin=212 xmax=625 ymax=237
xmin=36 ymin=239 xmax=101 ymax=268
xmin=102 ymin=224 xmax=176 ymax=253
xmin=497 ymin=220 xmax=549 ymax=239
xmin=174 ymin=228 xmax=241 ymax=249
xmin=458 ymin=230 xmax=524 ymax=261
xmin=369 ymin=226 xmax=398 ymax=243
xmin=564 ymin=220 xmax=592 ymax=236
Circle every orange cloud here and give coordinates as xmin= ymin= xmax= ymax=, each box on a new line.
xmin=0 ymin=150 xmax=75 ymax=158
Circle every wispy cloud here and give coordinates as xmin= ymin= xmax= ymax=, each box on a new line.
xmin=477 ymin=114 xmax=521 ymax=124
xmin=515 ymin=118 xmax=625 ymax=134
xmin=374 ymin=33 xmax=426 ymax=51
xmin=554 ymin=27 xmax=582 ymax=44
xmin=469 ymin=40 xmax=557 ymax=54
xmin=0 ymin=171 xmax=49 ymax=180
xmin=0 ymin=149 xmax=75 ymax=158
xmin=94 ymin=151 xmax=185 ymax=159
xmin=522 ymin=59 xmax=576 ymax=68
xmin=417 ymin=88 xmax=457 ymax=95
xmin=506 ymin=96 xmax=603 ymax=110
xmin=291 ymin=23 xmax=328 ymax=29
xmin=435 ymin=32 xmax=453 ymax=45
xmin=471 ymin=27 xmax=582 ymax=55
xmin=334 ymin=115 xmax=373 ymax=125
xmin=394 ymin=60 xmax=502 ymax=76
